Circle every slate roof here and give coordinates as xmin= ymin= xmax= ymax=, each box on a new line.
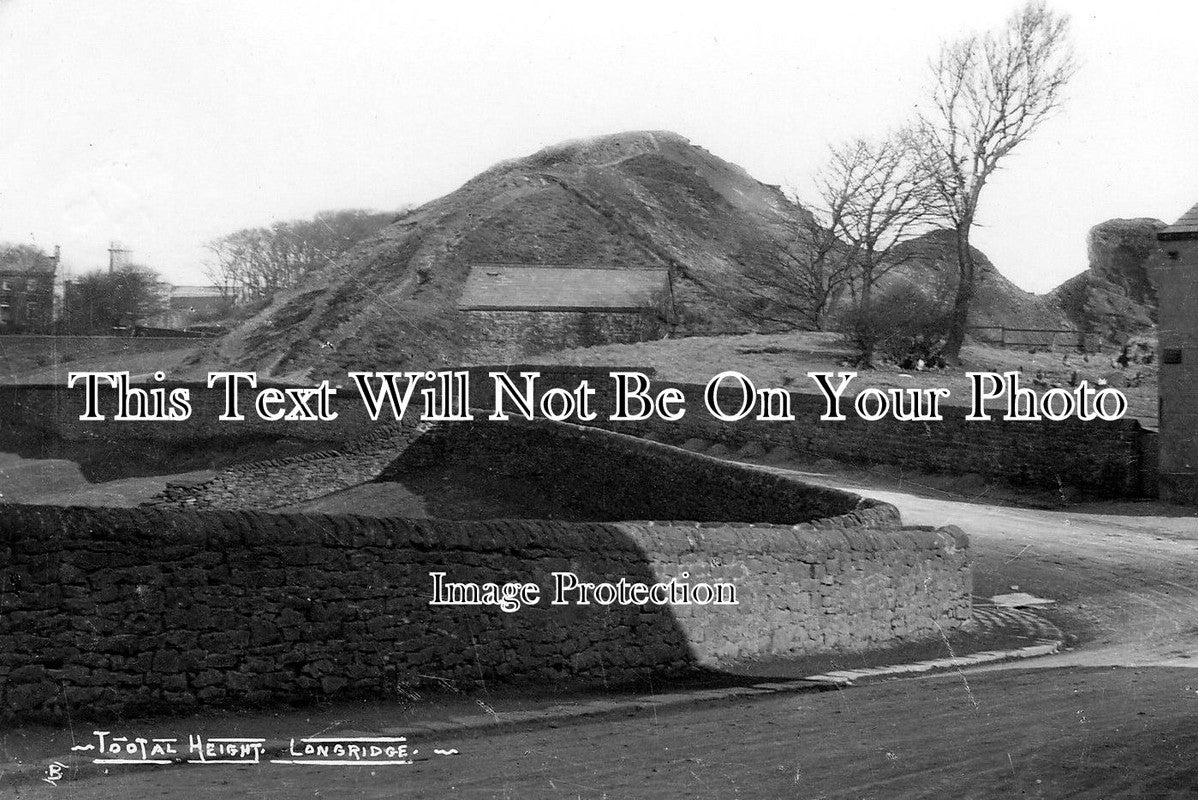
xmin=1159 ymin=201 xmax=1198 ymax=241
xmin=170 ymin=285 xmax=225 ymax=299
xmin=458 ymin=265 xmax=668 ymax=311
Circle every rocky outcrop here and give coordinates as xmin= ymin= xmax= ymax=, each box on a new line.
xmin=1049 ymin=218 xmax=1164 ymax=343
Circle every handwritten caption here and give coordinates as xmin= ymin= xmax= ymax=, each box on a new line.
xmin=56 ymin=729 xmax=459 ymax=773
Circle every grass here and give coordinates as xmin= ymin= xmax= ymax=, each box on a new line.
xmin=0 ymin=334 xmax=199 ymax=384
xmin=526 ymin=330 xmax=1159 ymax=427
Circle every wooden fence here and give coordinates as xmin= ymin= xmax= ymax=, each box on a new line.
xmin=969 ymin=326 xmax=1100 ymax=351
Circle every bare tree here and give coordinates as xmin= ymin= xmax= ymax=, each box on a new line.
xmin=733 ymin=209 xmax=852 ymax=331
xmin=735 ymin=129 xmax=933 ymax=335
xmin=204 ymin=208 xmax=403 ymax=304
xmin=918 ymin=1 xmax=1075 ymax=361
xmin=820 ymin=129 xmax=934 ymax=307
xmin=61 ymin=265 xmax=166 ymax=333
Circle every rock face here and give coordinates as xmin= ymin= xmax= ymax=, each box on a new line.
xmin=1048 ymin=218 xmax=1164 ymax=343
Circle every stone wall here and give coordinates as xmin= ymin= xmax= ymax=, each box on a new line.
xmin=0 ymin=503 xmax=969 ymax=722
xmin=0 ymin=379 xmax=374 ymax=448
xmin=0 ymin=366 xmax=622 ymax=449
xmin=383 ymin=417 xmax=871 ymax=523
xmin=147 ymin=415 xmax=877 ymax=521
xmin=0 ymin=368 xmax=620 ymax=480
xmin=0 ymin=364 xmax=1154 ymax=496
xmin=462 ymin=310 xmax=663 ymax=362
xmin=482 ymin=373 xmax=1154 ymax=498
xmin=148 ymin=423 xmax=432 ymax=511
xmin=0 ymin=379 xmax=370 ymax=481
xmin=592 ymin=381 xmax=1155 ymax=497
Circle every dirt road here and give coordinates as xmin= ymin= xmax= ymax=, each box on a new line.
xmin=11 ymin=666 xmax=1197 ymax=799
xmin=857 ymin=483 xmax=1198 ymax=670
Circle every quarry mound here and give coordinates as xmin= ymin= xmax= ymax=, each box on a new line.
xmin=200 ymin=131 xmax=1068 ymax=379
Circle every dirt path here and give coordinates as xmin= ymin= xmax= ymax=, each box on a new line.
xmin=847 ymin=483 xmax=1198 ymax=669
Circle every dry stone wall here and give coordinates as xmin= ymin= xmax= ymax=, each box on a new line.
xmin=382 ymin=418 xmax=871 ymax=523
xmin=145 ymin=414 xmax=886 ymax=520
xmin=0 ymin=503 xmax=968 ymax=722
xmin=148 ymin=423 xmax=432 ymax=510
xmin=462 ymin=310 xmax=663 ymax=362
xmin=0 ymin=365 xmax=1155 ymax=496
xmin=500 ymin=373 xmax=1155 ymax=498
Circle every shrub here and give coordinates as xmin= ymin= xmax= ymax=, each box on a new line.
xmin=837 ymin=284 xmax=950 ymax=368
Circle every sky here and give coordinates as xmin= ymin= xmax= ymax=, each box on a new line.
xmin=0 ymin=0 xmax=1195 ymax=292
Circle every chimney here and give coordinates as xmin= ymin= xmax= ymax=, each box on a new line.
xmin=108 ymin=241 xmax=130 ymax=272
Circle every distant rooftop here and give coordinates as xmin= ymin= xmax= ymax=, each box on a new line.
xmin=1159 ymin=201 xmax=1198 ymax=241
xmin=458 ymin=265 xmax=668 ymax=311
xmin=170 ymin=285 xmax=224 ymax=298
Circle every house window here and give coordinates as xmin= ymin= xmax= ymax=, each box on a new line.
xmin=0 ymin=304 xmax=11 ymax=324
xmin=0 ymin=281 xmax=11 ymax=292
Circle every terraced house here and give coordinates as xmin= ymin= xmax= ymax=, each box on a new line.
xmin=0 ymin=245 xmax=57 ymax=332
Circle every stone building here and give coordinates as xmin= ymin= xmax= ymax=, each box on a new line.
xmin=143 ymin=285 xmax=230 ymax=330
xmin=457 ymin=264 xmax=670 ymax=362
xmin=1155 ymin=201 xmax=1198 ymax=504
xmin=0 ymin=245 xmax=57 ymax=332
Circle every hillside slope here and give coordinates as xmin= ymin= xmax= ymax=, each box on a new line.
xmin=884 ymin=230 xmax=1069 ymax=331
xmin=208 ymin=131 xmax=818 ymax=379
xmin=202 ymin=131 xmax=1073 ymax=379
